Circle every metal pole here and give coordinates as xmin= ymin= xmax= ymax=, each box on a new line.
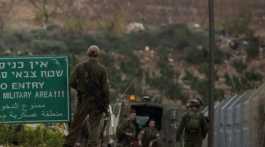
xmin=208 ymin=0 xmax=215 ymax=146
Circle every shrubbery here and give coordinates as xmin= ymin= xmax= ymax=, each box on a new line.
xmin=0 ymin=24 xmax=244 ymax=102
xmin=31 ymin=40 xmax=67 ymax=54
xmin=0 ymin=24 xmax=214 ymax=57
xmin=0 ymin=124 xmax=64 ymax=147
xmin=233 ymin=60 xmax=247 ymax=73
xmin=245 ymin=36 xmax=260 ymax=58
xmin=224 ymin=70 xmax=263 ymax=93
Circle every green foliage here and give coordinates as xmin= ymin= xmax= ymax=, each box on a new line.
xmin=245 ymin=71 xmax=263 ymax=82
xmin=241 ymin=71 xmax=263 ymax=89
xmin=224 ymin=70 xmax=263 ymax=93
xmin=63 ymin=18 xmax=86 ymax=34
xmin=198 ymin=63 xmax=209 ymax=75
xmin=245 ymin=36 xmax=259 ymax=58
xmin=165 ymin=82 xmax=184 ymax=99
xmin=184 ymin=47 xmax=207 ymax=64
xmin=183 ymin=70 xmax=224 ymax=103
xmin=31 ymin=29 xmax=49 ymax=39
xmin=31 ymin=40 xmax=67 ymax=54
xmin=0 ymin=124 xmax=16 ymax=145
xmin=102 ymin=51 xmax=141 ymax=97
xmin=0 ymin=31 xmax=30 ymax=50
xmin=66 ymin=36 xmax=97 ymax=54
xmin=233 ymin=60 xmax=247 ymax=73
xmin=225 ymin=74 xmax=242 ymax=92
xmin=0 ymin=24 xmax=227 ymax=102
xmin=97 ymin=10 xmax=127 ymax=38
xmin=0 ymin=24 xmax=211 ymax=56
xmin=223 ymin=9 xmax=252 ymax=36
xmin=149 ymin=75 xmax=184 ymax=100
xmin=155 ymin=24 xmax=191 ymax=49
xmin=151 ymin=60 xmax=184 ymax=99
xmin=0 ymin=125 xmax=64 ymax=147
xmin=182 ymin=70 xmax=195 ymax=84
xmin=120 ymin=55 xmax=139 ymax=75
xmin=184 ymin=46 xmax=225 ymax=64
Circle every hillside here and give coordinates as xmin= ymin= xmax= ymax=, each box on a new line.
xmin=1 ymin=0 xmax=265 ymax=31
xmin=0 ymin=23 xmax=264 ymax=104
xmin=0 ymin=0 xmax=265 ymax=104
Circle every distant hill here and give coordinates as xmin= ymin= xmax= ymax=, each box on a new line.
xmin=1 ymin=0 xmax=265 ymax=31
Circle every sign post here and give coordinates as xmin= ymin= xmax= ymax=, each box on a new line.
xmin=0 ymin=56 xmax=70 ymax=123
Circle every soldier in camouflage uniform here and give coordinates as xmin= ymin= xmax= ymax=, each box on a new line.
xmin=64 ymin=45 xmax=109 ymax=147
xmin=176 ymin=99 xmax=208 ymax=147
xmin=138 ymin=119 xmax=160 ymax=147
xmin=117 ymin=109 xmax=138 ymax=147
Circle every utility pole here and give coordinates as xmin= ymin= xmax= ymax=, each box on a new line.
xmin=208 ymin=0 xmax=215 ymax=146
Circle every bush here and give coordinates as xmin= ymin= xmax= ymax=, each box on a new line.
xmin=223 ymin=10 xmax=252 ymax=36
xmin=225 ymin=74 xmax=242 ymax=92
xmin=0 ymin=124 xmax=64 ymax=147
xmin=198 ymin=63 xmax=209 ymax=75
xmin=245 ymin=71 xmax=263 ymax=82
xmin=31 ymin=39 xmax=67 ymax=54
xmin=182 ymin=70 xmax=223 ymax=102
xmin=0 ymin=31 xmax=30 ymax=50
xmin=31 ymin=29 xmax=49 ymax=39
xmin=0 ymin=124 xmax=17 ymax=145
xmin=245 ymin=36 xmax=259 ymax=58
xmin=233 ymin=60 xmax=247 ymax=73
xmin=67 ymin=39 xmax=87 ymax=53
xmin=63 ymin=18 xmax=86 ymax=34
xmin=184 ymin=47 xmax=207 ymax=64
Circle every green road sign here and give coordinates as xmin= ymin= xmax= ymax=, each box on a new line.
xmin=0 ymin=56 xmax=70 ymax=123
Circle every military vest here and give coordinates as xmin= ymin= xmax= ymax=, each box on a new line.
xmin=185 ymin=112 xmax=202 ymax=133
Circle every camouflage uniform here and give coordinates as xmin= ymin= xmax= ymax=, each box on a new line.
xmin=176 ymin=111 xmax=208 ymax=147
xmin=117 ymin=119 xmax=137 ymax=147
xmin=139 ymin=127 xmax=160 ymax=147
xmin=64 ymin=57 xmax=109 ymax=147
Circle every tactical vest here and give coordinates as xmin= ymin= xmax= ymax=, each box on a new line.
xmin=185 ymin=112 xmax=202 ymax=134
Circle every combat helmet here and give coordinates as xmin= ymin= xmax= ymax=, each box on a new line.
xmin=187 ymin=98 xmax=201 ymax=107
xmin=87 ymin=45 xmax=100 ymax=57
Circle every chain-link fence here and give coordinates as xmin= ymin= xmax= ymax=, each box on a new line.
xmin=203 ymin=84 xmax=265 ymax=147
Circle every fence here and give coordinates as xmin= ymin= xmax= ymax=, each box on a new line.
xmin=204 ymin=84 xmax=265 ymax=147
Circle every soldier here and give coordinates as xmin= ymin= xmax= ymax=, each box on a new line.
xmin=116 ymin=109 xmax=138 ymax=147
xmin=138 ymin=119 xmax=160 ymax=147
xmin=64 ymin=45 xmax=110 ymax=147
xmin=176 ymin=99 xmax=208 ymax=147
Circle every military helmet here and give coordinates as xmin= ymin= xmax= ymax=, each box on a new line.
xmin=188 ymin=98 xmax=201 ymax=107
xmin=195 ymin=97 xmax=204 ymax=106
xmin=87 ymin=45 xmax=100 ymax=57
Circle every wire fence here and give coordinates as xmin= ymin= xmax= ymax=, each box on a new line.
xmin=203 ymin=83 xmax=265 ymax=147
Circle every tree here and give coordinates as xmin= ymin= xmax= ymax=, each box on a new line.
xmin=59 ymin=0 xmax=129 ymax=34
xmin=0 ymin=0 xmax=15 ymax=31
xmin=28 ymin=0 xmax=62 ymax=28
